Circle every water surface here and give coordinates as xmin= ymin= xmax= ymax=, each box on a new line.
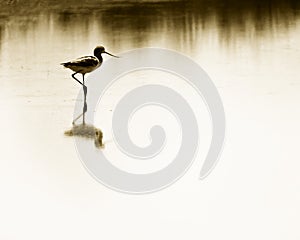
xmin=0 ymin=1 xmax=299 ymax=240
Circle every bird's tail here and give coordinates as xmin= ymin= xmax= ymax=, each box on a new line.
xmin=61 ymin=62 xmax=70 ymax=67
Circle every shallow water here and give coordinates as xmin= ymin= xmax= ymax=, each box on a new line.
xmin=0 ymin=1 xmax=300 ymax=239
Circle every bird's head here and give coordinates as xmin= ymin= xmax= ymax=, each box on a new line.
xmin=94 ymin=46 xmax=105 ymax=55
xmin=94 ymin=46 xmax=119 ymax=58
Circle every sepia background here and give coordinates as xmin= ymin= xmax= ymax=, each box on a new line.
xmin=0 ymin=0 xmax=299 ymax=239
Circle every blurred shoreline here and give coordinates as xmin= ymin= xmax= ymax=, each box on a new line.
xmin=1 ymin=0 xmax=300 ymax=49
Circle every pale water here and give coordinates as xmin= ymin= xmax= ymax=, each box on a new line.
xmin=0 ymin=1 xmax=299 ymax=239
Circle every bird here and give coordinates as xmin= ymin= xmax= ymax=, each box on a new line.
xmin=61 ymin=46 xmax=119 ymax=124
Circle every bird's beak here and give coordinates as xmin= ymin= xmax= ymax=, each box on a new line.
xmin=104 ymin=51 xmax=120 ymax=58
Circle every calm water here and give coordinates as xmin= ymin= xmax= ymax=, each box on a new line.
xmin=0 ymin=1 xmax=300 ymax=240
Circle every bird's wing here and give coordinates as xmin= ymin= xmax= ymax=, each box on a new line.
xmin=61 ymin=56 xmax=99 ymax=67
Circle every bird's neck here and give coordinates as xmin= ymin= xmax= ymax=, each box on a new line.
xmin=94 ymin=53 xmax=103 ymax=62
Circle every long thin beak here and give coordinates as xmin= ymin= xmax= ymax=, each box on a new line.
xmin=104 ymin=51 xmax=120 ymax=58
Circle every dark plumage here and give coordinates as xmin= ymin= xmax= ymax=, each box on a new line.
xmin=61 ymin=45 xmax=118 ymax=74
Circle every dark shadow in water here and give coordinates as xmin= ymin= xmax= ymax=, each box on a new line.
xmin=64 ymin=83 xmax=103 ymax=148
xmin=58 ymin=0 xmax=300 ymax=48
xmin=65 ymin=123 xmax=104 ymax=148
xmin=1 ymin=0 xmax=300 ymax=49
xmin=0 ymin=25 xmax=3 ymax=50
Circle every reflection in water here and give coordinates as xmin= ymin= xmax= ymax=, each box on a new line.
xmin=0 ymin=2 xmax=299 ymax=235
xmin=0 ymin=0 xmax=300 ymax=50
xmin=0 ymin=0 xmax=300 ymax=148
xmin=65 ymin=123 xmax=104 ymax=148
xmin=61 ymin=45 xmax=119 ymax=125
xmin=98 ymin=0 xmax=300 ymax=49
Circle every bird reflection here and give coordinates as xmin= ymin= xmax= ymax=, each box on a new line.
xmin=61 ymin=46 xmax=119 ymax=148
xmin=64 ymin=123 xmax=104 ymax=148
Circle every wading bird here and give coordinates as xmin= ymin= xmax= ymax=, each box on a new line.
xmin=61 ymin=46 xmax=119 ymax=124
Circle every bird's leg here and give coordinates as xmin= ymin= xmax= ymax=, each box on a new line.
xmin=72 ymin=113 xmax=83 ymax=125
xmin=71 ymin=72 xmax=87 ymax=125
xmin=82 ymin=74 xmax=87 ymax=125
xmin=82 ymin=74 xmax=87 ymax=97
xmin=72 ymin=72 xmax=83 ymax=85
xmin=72 ymin=102 xmax=87 ymax=125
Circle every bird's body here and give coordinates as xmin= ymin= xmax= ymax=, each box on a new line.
xmin=61 ymin=45 xmax=118 ymax=75
xmin=61 ymin=46 xmax=118 ymax=125
xmin=61 ymin=56 xmax=102 ymax=74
